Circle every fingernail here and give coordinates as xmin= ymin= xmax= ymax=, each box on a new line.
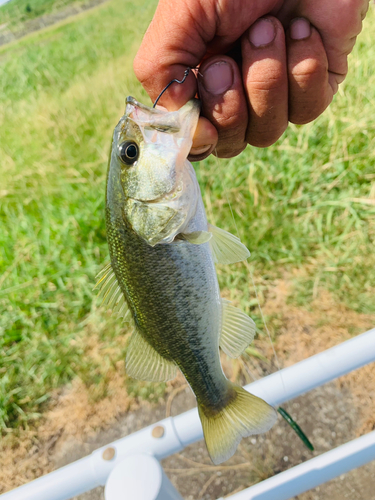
xmin=249 ymin=18 xmax=276 ymax=48
xmin=290 ymin=18 xmax=311 ymax=40
xmin=202 ymin=61 xmax=233 ymax=95
xmin=190 ymin=145 xmax=212 ymax=156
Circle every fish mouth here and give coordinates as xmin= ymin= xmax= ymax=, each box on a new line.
xmin=125 ymin=96 xmax=200 ymax=135
xmin=128 ymin=194 xmax=176 ymax=207
xmin=126 ymin=96 xmax=159 ymax=114
xmin=126 ymin=96 xmax=181 ymax=133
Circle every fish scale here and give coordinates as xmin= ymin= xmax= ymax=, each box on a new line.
xmin=106 ymin=205 xmax=227 ymax=407
xmin=98 ymin=96 xmax=277 ymax=464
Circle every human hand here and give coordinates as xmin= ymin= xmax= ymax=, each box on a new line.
xmin=134 ymin=0 xmax=369 ymax=160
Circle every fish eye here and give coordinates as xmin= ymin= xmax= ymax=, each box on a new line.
xmin=119 ymin=141 xmax=139 ymax=165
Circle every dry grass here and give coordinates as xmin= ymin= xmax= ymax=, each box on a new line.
xmin=2 ymin=276 xmax=373 ymax=494
xmin=263 ymin=277 xmax=375 ymax=436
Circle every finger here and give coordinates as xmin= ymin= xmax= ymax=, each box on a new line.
xmin=287 ymin=18 xmax=333 ymax=124
xmin=312 ymin=0 xmax=366 ymax=77
xmin=133 ymin=0 xmax=280 ymax=110
xmin=158 ymin=103 xmax=218 ymax=162
xmin=277 ymin=0 xmax=369 ymax=95
xmin=188 ymin=117 xmax=218 ymax=162
xmin=197 ymin=56 xmax=248 ymax=158
xmin=241 ymin=17 xmax=288 ymax=148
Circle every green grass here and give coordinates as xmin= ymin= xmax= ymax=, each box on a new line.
xmin=0 ymin=0 xmax=91 ymax=30
xmin=0 ymin=1 xmax=374 ymax=430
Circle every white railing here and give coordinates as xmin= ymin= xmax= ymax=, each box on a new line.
xmin=1 ymin=327 xmax=375 ymax=500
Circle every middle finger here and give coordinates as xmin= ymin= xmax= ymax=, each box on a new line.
xmin=242 ymin=16 xmax=288 ymax=147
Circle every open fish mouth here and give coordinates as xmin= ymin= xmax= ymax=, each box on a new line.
xmin=126 ymin=96 xmax=183 ymax=134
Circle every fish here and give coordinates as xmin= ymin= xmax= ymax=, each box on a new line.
xmin=96 ymin=96 xmax=277 ymax=465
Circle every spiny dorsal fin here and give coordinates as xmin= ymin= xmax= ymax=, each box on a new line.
xmin=126 ymin=329 xmax=177 ymax=382
xmin=208 ymin=224 xmax=250 ymax=265
xmin=94 ymin=263 xmax=129 ymax=320
xmin=220 ymin=299 xmax=256 ymax=358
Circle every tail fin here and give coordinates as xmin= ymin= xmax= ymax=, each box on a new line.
xmin=198 ymin=384 xmax=277 ymax=465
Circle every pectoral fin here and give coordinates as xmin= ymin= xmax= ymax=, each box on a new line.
xmin=208 ymin=224 xmax=250 ymax=264
xmin=126 ymin=329 xmax=177 ymax=382
xmin=94 ymin=263 xmax=130 ymax=320
xmin=179 ymin=231 xmax=212 ymax=244
xmin=220 ymin=299 xmax=256 ymax=358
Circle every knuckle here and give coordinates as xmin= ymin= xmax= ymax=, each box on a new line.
xmin=289 ymin=108 xmax=319 ymax=125
xmin=246 ymin=121 xmax=287 ymax=148
xmin=248 ymin=77 xmax=286 ymax=95
xmin=201 ymin=110 xmax=247 ymax=157
xmin=289 ymin=96 xmax=330 ymax=125
xmin=202 ymin=100 xmax=248 ymax=132
xmin=247 ymin=64 xmax=287 ymax=93
xmin=215 ymin=144 xmax=247 ymax=159
xmin=290 ymin=57 xmax=327 ymax=89
xmin=212 ymin=112 xmax=244 ymax=130
xmin=133 ymin=52 xmax=150 ymax=83
xmin=361 ymin=1 xmax=369 ymax=21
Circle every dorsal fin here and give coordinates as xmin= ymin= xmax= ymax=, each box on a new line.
xmin=94 ymin=263 xmax=129 ymax=320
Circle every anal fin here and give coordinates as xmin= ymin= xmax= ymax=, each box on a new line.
xmin=126 ymin=329 xmax=177 ymax=382
xmin=208 ymin=224 xmax=250 ymax=264
xmin=220 ymin=299 xmax=256 ymax=358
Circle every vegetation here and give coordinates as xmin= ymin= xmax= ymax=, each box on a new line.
xmin=0 ymin=0 xmax=91 ymax=29
xmin=0 ymin=0 xmax=374 ymax=430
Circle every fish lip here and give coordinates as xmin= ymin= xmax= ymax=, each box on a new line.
xmin=126 ymin=96 xmax=164 ymax=116
xmin=125 ymin=96 xmax=180 ymax=133
xmin=126 ymin=96 xmax=201 ymax=118
xmin=127 ymin=187 xmax=177 ymax=204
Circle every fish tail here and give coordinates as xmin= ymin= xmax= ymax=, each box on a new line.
xmin=198 ymin=384 xmax=277 ymax=465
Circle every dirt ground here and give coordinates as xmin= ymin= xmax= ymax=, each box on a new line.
xmin=1 ymin=279 xmax=375 ymax=499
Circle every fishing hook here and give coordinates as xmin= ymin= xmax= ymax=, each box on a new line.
xmin=153 ymin=68 xmax=191 ymax=108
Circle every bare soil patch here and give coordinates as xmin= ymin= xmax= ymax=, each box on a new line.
xmin=1 ymin=278 xmax=374 ymax=498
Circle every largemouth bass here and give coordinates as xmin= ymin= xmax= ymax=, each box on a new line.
xmin=96 ymin=97 xmax=277 ymax=464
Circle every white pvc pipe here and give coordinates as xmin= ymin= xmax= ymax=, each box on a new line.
xmin=245 ymin=326 xmax=375 ymax=407
xmin=104 ymin=454 xmax=184 ymax=500
xmin=1 ymin=327 xmax=374 ymax=500
xmin=173 ymin=327 xmax=375 ymax=447
xmin=0 ymin=417 xmax=184 ymax=500
xmin=223 ymin=430 xmax=375 ymax=500
xmin=0 ymin=456 xmax=99 ymax=500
